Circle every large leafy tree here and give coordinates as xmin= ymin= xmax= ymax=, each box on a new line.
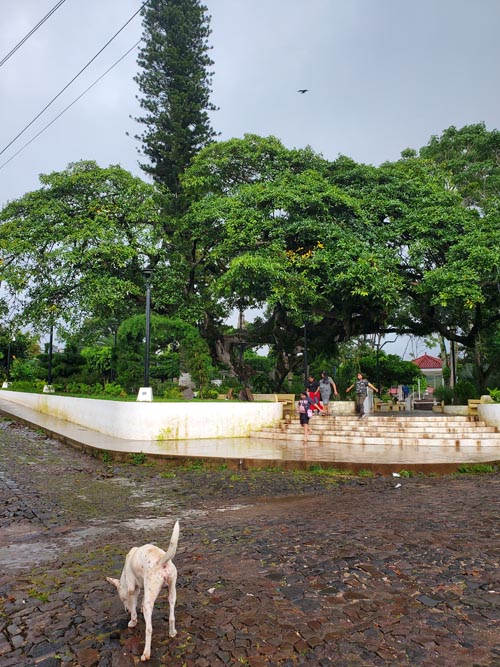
xmin=134 ymin=0 xmax=217 ymax=197
xmin=180 ymin=135 xmax=404 ymax=388
xmin=415 ymin=125 xmax=500 ymax=389
xmin=0 ymin=161 xmax=160 ymax=334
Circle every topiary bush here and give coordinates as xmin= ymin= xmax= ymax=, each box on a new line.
xmin=453 ymin=380 xmax=478 ymax=405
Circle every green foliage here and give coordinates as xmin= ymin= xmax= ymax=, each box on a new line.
xmin=64 ymin=382 xmax=103 ymax=395
xmin=308 ymin=465 xmax=353 ymax=476
xmin=8 ymin=380 xmax=46 ymax=393
xmin=103 ymin=382 xmax=125 ymax=397
xmin=134 ymin=0 xmax=217 ymax=193
xmin=180 ymin=458 xmax=206 ymax=471
xmin=81 ymin=346 xmax=112 ymax=375
xmin=203 ymin=387 xmax=219 ymax=399
xmin=452 ymin=380 xmax=478 ymax=405
xmin=163 ymin=384 xmax=183 ymax=399
xmin=487 ymin=387 xmax=500 ymax=403
xmin=433 ymin=385 xmax=454 ymax=405
xmin=434 ymin=380 xmax=478 ymax=405
xmin=9 ymin=358 xmax=41 ymax=382
xmin=116 ymin=314 xmax=213 ymax=394
xmin=0 ymin=161 xmax=159 ymax=333
xmin=129 ymin=452 xmax=147 ymax=466
xmin=456 ymin=463 xmax=497 ymax=474
xmin=2 ymin=124 xmax=499 ymax=394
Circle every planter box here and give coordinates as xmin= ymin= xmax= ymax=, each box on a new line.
xmin=478 ymin=403 xmax=500 ymax=429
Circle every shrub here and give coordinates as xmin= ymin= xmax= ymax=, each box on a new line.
xmin=434 ymin=385 xmax=454 ymax=405
xmin=103 ymin=382 xmax=125 ymax=397
xmin=9 ymin=358 xmax=41 ymax=382
xmin=488 ymin=387 xmax=500 ymax=403
xmin=453 ymin=380 xmax=478 ymax=405
xmin=9 ymin=380 xmax=46 ymax=393
xmin=204 ymin=388 xmax=219 ymax=399
xmin=163 ymin=384 xmax=183 ymax=400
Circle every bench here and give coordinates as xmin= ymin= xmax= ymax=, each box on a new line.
xmin=468 ymin=399 xmax=481 ymax=418
xmin=373 ymin=398 xmax=390 ymax=412
xmin=252 ymin=393 xmax=297 ymax=417
xmin=217 ymin=392 xmax=296 ymax=416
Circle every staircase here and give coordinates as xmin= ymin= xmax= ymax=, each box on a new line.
xmin=250 ymin=413 xmax=500 ymax=449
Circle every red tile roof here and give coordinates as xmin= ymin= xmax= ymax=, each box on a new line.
xmin=412 ymin=353 xmax=443 ymax=370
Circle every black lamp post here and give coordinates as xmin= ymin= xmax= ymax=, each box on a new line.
xmin=303 ymin=322 xmax=308 ymax=388
xmin=6 ymin=339 xmax=12 ymax=382
xmin=47 ymin=324 xmax=54 ymax=385
xmin=143 ymin=267 xmax=153 ymax=388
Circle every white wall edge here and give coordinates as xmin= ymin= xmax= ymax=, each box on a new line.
xmin=0 ymin=391 xmax=282 ymax=440
xmin=478 ymin=403 xmax=500 ymax=429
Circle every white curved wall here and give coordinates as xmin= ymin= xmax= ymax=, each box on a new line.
xmin=0 ymin=392 xmax=282 ymax=440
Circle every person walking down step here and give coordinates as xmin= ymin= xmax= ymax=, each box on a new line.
xmin=306 ymin=375 xmax=324 ymax=413
xmin=346 ymin=372 xmax=378 ymax=419
xmin=319 ymin=371 xmax=338 ymax=415
xmin=297 ymin=391 xmax=313 ymax=443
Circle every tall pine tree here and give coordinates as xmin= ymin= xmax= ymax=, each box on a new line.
xmin=134 ymin=0 xmax=217 ymax=196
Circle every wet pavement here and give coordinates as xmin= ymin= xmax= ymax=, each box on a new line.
xmin=0 ymin=417 xmax=499 ymax=666
xmin=2 ymin=396 xmax=500 ymax=475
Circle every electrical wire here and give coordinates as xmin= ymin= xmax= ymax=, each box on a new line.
xmin=0 ymin=40 xmax=141 ymax=172
xmin=0 ymin=0 xmax=69 ymax=68
xmin=0 ymin=0 xmax=149 ymax=158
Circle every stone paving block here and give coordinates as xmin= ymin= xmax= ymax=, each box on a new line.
xmin=1 ymin=422 xmax=500 ymax=666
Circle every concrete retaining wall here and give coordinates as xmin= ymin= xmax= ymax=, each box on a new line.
xmin=443 ymin=406 xmax=469 ymax=416
xmin=0 ymin=391 xmax=282 ymax=440
xmin=479 ymin=404 xmax=500 ymax=429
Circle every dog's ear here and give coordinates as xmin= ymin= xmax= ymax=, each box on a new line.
xmin=106 ymin=576 xmax=120 ymax=589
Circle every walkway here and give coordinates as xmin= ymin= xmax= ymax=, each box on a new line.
xmin=1 ymin=398 xmax=499 ymax=474
xmin=0 ymin=419 xmax=499 ymax=666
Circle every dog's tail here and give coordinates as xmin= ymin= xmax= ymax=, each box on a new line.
xmin=160 ymin=520 xmax=180 ymax=565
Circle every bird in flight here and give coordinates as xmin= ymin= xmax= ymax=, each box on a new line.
xmin=297 ymin=89 xmax=309 ymax=94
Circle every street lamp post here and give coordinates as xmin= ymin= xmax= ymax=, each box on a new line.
xmin=303 ymin=322 xmax=308 ymax=388
xmin=43 ymin=325 xmax=55 ymax=393
xmin=137 ymin=266 xmax=154 ymax=401
xmin=2 ymin=335 xmax=14 ymax=388
xmin=6 ymin=340 xmax=12 ymax=381
xmin=144 ymin=267 xmax=153 ymax=388
xmin=48 ymin=325 xmax=53 ymax=385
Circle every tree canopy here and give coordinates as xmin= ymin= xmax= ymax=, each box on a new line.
xmin=1 ymin=125 xmax=499 ymax=391
xmin=134 ymin=0 xmax=217 ymax=196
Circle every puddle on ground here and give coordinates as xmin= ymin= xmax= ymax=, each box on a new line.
xmin=0 ymin=504 xmax=254 ymax=571
xmin=215 ymin=504 xmax=250 ymax=512
xmin=0 ymin=524 xmax=116 ymax=571
xmin=108 ymin=477 xmax=137 ymax=487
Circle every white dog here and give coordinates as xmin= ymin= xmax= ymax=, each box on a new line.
xmin=106 ymin=520 xmax=180 ymax=662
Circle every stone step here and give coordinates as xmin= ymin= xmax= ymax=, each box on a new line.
xmin=275 ymin=423 xmax=497 ymax=434
xmin=252 ymin=413 xmax=500 ymax=448
xmin=250 ymin=430 xmax=500 ymax=447
xmin=299 ymin=414 xmax=478 ymax=424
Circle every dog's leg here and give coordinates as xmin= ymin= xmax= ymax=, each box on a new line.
xmin=141 ymin=579 xmax=163 ymax=662
xmin=128 ymin=587 xmax=139 ymax=628
xmin=167 ymin=569 xmax=177 ymax=638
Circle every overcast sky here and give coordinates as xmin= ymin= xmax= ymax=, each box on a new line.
xmin=1 ymin=0 xmax=499 ymax=358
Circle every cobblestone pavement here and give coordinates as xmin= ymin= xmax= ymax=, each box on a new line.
xmin=0 ymin=418 xmax=499 ymax=667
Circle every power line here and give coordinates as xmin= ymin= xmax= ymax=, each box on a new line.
xmin=0 ymin=0 xmax=69 ymax=68
xmin=0 ymin=40 xmax=141 ymax=172
xmin=0 ymin=1 xmax=149 ymax=158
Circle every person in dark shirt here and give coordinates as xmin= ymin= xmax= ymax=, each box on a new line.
xmin=306 ymin=375 xmax=324 ymax=413
xmin=297 ymin=391 xmax=313 ymax=442
xmin=346 ymin=372 xmax=378 ymax=419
